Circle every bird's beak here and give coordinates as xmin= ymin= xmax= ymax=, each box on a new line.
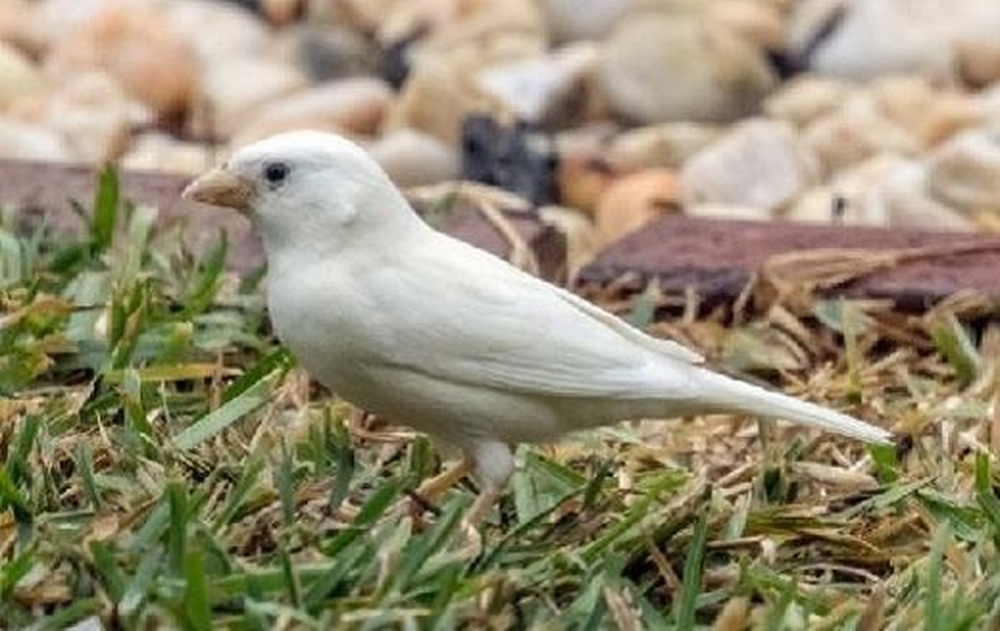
xmin=182 ymin=168 xmax=255 ymax=212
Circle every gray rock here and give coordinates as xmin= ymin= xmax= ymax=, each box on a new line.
xmin=278 ymin=25 xmax=379 ymax=82
xmin=232 ymin=77 xmax=392 ymax=146
xmin=609 ymin=122 xmax=722 ymax=170
xmin=800 ymin=93 xmax=921 ymax=176
xmin=797 ymin=0 xmax=1000 ymax=82
xmin=0 ymin=117 xmax=73 ymax=162
xmin=190 ymin=56 xmax=308 ymax=138
xmin=0 ymin=41 xmax=45 ymax=109
xmin=475 ymin=43 xmax=599 ymax=127
xmin=598 ymin=14 xmax=776 ymax=124
xmin=681 ymin=119 xmax=818 ymax=212
xmin=539 ymin=0 xmax=631 ymax=43
xmin=165 ymin=0 xmax=271 ymax=63
xmin=928 ymin=127 xmax=1000 ymax=214
xmin=367 ymin=128 xmax=460 ymax=188
xmin=788 ymin=155 xmax=974 ymax=230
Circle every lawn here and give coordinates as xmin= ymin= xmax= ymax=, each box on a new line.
xmin=1 ymin=169 xmax=999 ymax=629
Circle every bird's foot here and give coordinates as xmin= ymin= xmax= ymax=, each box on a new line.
xmin=452 ymin=518 xmax=484 ymax=559
xmin=416 ymin=458 xmax=473 ymax=501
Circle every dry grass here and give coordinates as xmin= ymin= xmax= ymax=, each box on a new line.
xmin=1 ymin=169 xmax=999 ymax=629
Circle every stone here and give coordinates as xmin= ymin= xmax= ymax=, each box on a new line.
xmin=681 ymin=119 xmax=819 ymax=213
xmin=15 ymin=0 xmax=130 ymax=54
xmin=379 ymin=28 xmax=422 ymax=89
xmin=387 ymin=54 xmax=502 ymax=145
xmin=955 ymin=39 xmax=1000 ymax=89
xmin=165 ymin=0 xmax=271 ymax=63
xmin=557 ymin=154 xmax=619 ymax=216
xmin=0 ymin=41 xmax=46 ymax=110
xmin=122 ymin=132 xmax=210 ymax=175
xmin=538 ymin=0 xmax=630 ymax=43
xmin=707 ymin=0 xmax=786 ymax=51
xmin=384 ymin=0 xmax=547 ymax=141
xmin=8 ymin=70 xmax=142 ymax=163
xmin=928 ymin=127 xmax=1000 ymax=214
xmin=785 ymin=156 xmax=900 ymax=227
xmin=763 ymin=76 xmax=852 ymax=128
xmin=786 ymin=155 xmax=974 ymax=231
xmin=785 ymin=0 xmax=846 ymax=67
xmin=365 ymin=128 xmax=459 ymax=188
xmin=595 ymin=169 xmax=681 ymax=247
xmin=0 ymin=0 xmax=32 ymax=53
xmin=686 ymin=203 xmax=772 ymax=222
xmin=801 ymin=93 xmax=920 ymax=176
xmin=385 ymin=0 xmax=545 ymax=56
xmin=475 ymin=43 xmax=600 ymax=128
xmin=878 ymin=162 xmax=974 ymax=231
xmin=554 ymin=122 xmax=617 ymax=160
xmin=190 ymin=57 xmax=307 ymax=138
xmin=608 ymin=122 xmax=722 ymax=170
xmin=46 ymin=4 xmax=199 ymax=119
xmin=598 ymin=14 xmax=776 ymax=124
xmin=0 ymin=117 xmax=73 ymax=162
xmin=277 ymin=24 xmax=379 ymax=82
xmin=232 ymin=78 xmax=393 ymax=147
xmin=460 ymin=115 xmax=558 ymax=206
xmin=800 ymin=0 xmax=1000 ymax=82
xmin=262 ymin=0 xmax=303 ymax=25
xmin=870 ymin=76 xmax=983 ymax=147
xmin=306 ymin=0 xmax=396 ymax=35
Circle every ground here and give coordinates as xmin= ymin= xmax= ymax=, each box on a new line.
xmin=1 ymin=170 xmax=999 ymax=629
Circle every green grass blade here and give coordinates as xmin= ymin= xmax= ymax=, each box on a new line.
xmin=168 ymin=481 xmax=189 ymax=575
xmin=5 ymin=415 xmax=41 ymax=485
xmin=183 ymin=231 xmax=228 ymax=317
xmin=674 ymin=506 xmax=709 ymax=631
xmin=975 ymin=452 xmax=1000 ymax=548
xmin=89 ymin=541 xmax=125 ymax=603
xmin=90 ymin=164 xmax=120 ymax=254
xmin=0 ymin=548 xmax=33 ymax=599
xmin=926 ymin=523 xmax=951 ymax=631
xmin=120 ymin=547 xmax=164 ymax=618
xmin=172 ymin=371 xmax=279 ymax=450
xmin=211 ymin=457 xmax=266 ymax=531
xmin=74 ymin=442 xmax=101 ymax=509
xmin=930 ymin=313 xmax=980 ymax=387
xmin=183 ymin=550 xmax=212 ymax=631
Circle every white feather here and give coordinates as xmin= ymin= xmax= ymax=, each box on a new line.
xmin=200 ymin=131 xmax=893 ymax=492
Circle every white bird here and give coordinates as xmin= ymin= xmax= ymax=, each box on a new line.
xmin=183 ymin=131 xmax=892 ymax=525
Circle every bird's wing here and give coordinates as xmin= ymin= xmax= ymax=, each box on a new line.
xmin=368 ymin=236 xmax=701 ymax=399
xmin=549 ymin=284 xmax=704 ymax=364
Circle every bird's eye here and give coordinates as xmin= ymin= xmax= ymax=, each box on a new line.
xmin=263 ymin=162 xmax=289 ymax=186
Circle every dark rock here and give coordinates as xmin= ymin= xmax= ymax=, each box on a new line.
xmin=378 ymin=28 xmax=426 ymax=90
xmin=460 ymin=115 xmax=559 ymax=206
xmin=285 ymin=25 xmax=379 ymax=82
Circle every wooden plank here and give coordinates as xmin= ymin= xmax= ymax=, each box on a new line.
xmin=1 ymin=159 xmax=565 ymax=279
xmin=577 ymin=216 xmax=1000 ymax=311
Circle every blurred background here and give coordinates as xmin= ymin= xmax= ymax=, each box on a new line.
xmin=2 ymin=0 xmax=1000 ymax=247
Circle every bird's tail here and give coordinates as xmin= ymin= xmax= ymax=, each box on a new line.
xmin=691 ymin=368 xmax=893 ymax=444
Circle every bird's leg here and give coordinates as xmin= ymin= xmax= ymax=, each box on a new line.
xmin=416 ymin=457 xmax=473 ymax=502
xmin=455 ymin=441 xmax=514 ymax=557
xmin=463 ymin=487 xmax=502 ymax=528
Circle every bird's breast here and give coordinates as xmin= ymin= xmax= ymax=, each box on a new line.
xmin=265 ymin=271 xmax=379 ymax=391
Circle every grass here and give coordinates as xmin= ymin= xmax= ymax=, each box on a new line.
xmin=1 ymin=169 xmax=1000 ymax=629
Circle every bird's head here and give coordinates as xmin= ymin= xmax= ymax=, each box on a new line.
xmin=183 ymin=131 xmax=420 ymax=258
